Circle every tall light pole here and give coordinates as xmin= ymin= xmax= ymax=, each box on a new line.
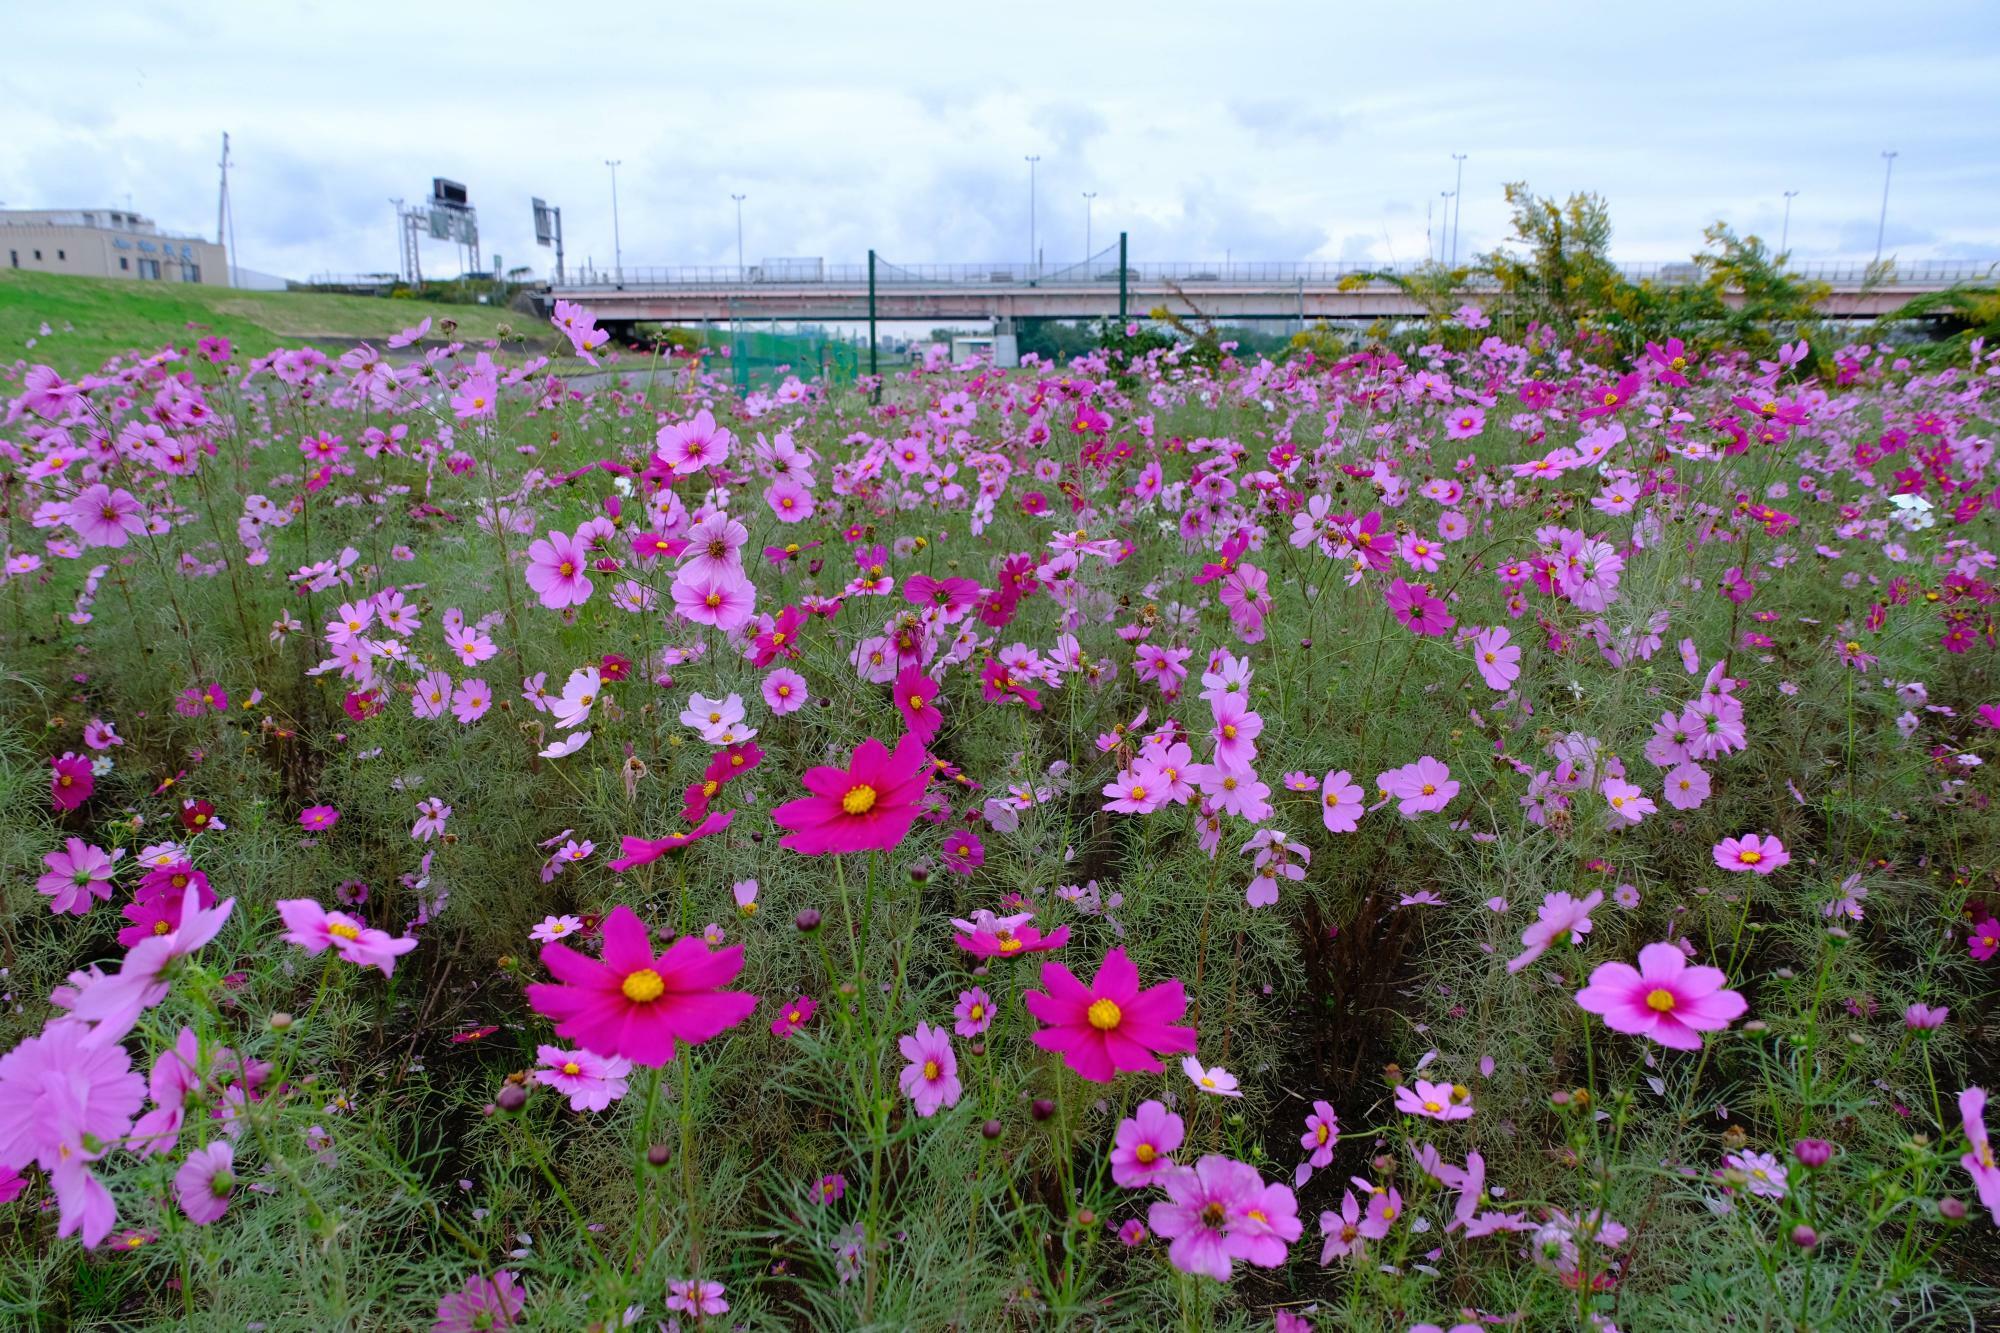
xmin=1873 ymin=151 xmax=1898 ymax=266
xmin=1780 ymin=190 xmax=1799 ymax=255
xmin=1450 ymin=152 xmax=1467 ymax=266
xmin=731 ymin=193 xmax=747 ymax=275
xmin=605 ymin=159 xmax=624 ymax=284
xmin=1025 ymin=155 xmax=1040 ymax=275
xmin=1082 ymin=191 xmax=1096 ymax=258
xmin=1440 ymin=192 xmax=1455 ymax=264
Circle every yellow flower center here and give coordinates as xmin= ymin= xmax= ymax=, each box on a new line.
xmin=328 ymin=922 xmax=361 ymax=941
xmin=1221 ymin=724 xmax=1237 ymax=739
xmin=922 ymin=1059 xmax=940 ymax=1080
xmin=1316 ymin=1125 xmax=1329 ymax=1144
xmin=842 ymin=784 xmax=878 ymax=815
xmin=970 ymin=1003 xmax=985 ymax=1020
xmin=558 ymin=562 xmax=574 ymax=576
xmin=1645 ymin=987 xmax=1677 ymax=1013
xmin=1087 ymin=998 xmax=1122 ymax=1031
xmin=153 ymin=919 xmax=171 ymax=935
xmin=1422 ymin=783 xmax=1437 ymax=796
xmin=1740 ymin=850 xmax=1762 ymax=864
xmin=622 ymin=969 xmax=666 ymax=1003
xmin=1423 ymin=1100 xmax=1443 ymax=1113
xmin=561 ymin=1061 xmax=581 ymax=1076
xmin=1135 ymin=1142 xmax=1157 ymax=1163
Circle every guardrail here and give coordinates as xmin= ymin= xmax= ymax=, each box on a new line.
xmin=554 ymin=258 xmax=1998 ymax=291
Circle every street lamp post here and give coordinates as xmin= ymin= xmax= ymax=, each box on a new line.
xmin=1440 ymin=192 xmax=1455 ymax=265
xmin=605 ymin=159 xmax=624 ymax=285
xmin=1083 ymin=191 xmax=1096 ymax=258
xmin=1781 ymin=190 xmax=1799 ymax=256
xmin=1025 ymin=155 xmax=1040 ymax=276
xmin=1873 ymin=151 xmax=1898 ymax=267
xmin=731 ymin=193 xmax=747 ymax=277
xmin=1450 ymin=152 xmax=1467 ymax=266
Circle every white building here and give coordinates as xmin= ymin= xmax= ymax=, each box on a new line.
xmin=2 ymin=208 xmax=228 ymax=285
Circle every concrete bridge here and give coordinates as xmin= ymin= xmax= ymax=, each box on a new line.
xmin=547 ymin=257 xmax=1995 ymax=326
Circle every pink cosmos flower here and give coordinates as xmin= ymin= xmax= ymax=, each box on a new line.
xmin=1575 ymin=943 xmax=1747 ymax=1051
xmin=1395 ymin=1078 xmax=1473 ymax=1121
xmin=1969 ymin=919 xmax=2000 ymax=962
xmin=50 ymin=752 xmax=93 ymax=811
xmin=1384 ymin=756 xmax=1458 ymax=817
xmin=174 ymin=1140 xmax=235 ymax=1225
xmin=524 ymin=529 xmax=594 ymax=609
xmin=432 ymin=1271 xmax=525 ymax=1333
xmin=655 ymin=409 xmax=733 ymax=475
xmin=1024 ymin=947 xmax=1197 ymax=1083
xmin=671 ymin=567 xmax=757 ymax=631
xmin=1320 ymin=769 xmax=1364 ymax=833
xmin=69 ymin=894 xmax=236 ymax=1045
xmin=897 ymin=1022 xmax=962 ymax=1118
xmin=524 ymin=905 xmax=757 ymax=1066
xmin=1507 ymin=889 xmax=1605 ymax=973
xmin=449 ymin=678 xmax=493 ymax=724
xmin=1713 ymin=833 xmax=1789 ymax=875
xmin=1148 ymin=1154 xmax=1299 ymax=1280
xmin=67 ymin=484 xmax=147 ymax=549
xmin=1662 ymin=761 xmax=1711 ymax=811
xmin=1471 ymin=626 xmax=1520 ymax=691
xmin=0 ymin=1019 xmax=146 ymax=1247
xmin=1301 ymin=1100 xmax=1339 ymax=1168
xmin=1958 ymin=1088 xmax=2000 ymax=1224
xmin=37 ymin=837 xmax=117 ymax=915
xmin=299 ymin=805 xmax=340 ymax=832
xmin=531 ymin=1045 xmax=633 ymax=1112
xmin=665 ymin=1278 xmax=730 ymax=1317
xmin=771 ymin=733 xmax=932 ymax=855
xmin=1108 ymin=1099 xmax=1185 ymax=1188
xmin=275 ymin=899 xmax=419 ymax=976
xmin=763 ymin=667 xmax=808 ymax=714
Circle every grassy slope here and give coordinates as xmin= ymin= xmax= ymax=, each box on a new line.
xmin=0 ymin=270 xmax=540 ymax=374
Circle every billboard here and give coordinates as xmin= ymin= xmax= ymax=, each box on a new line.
xmin=432 ymin=178 xmax=469 ymax=208
xmin=532 ymin=198 xmax=555 ymax=246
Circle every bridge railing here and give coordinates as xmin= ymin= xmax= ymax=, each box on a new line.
xmin=555 ymin=259 xmax=1999 ymax=291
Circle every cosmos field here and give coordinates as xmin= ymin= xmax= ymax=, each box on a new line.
xmin=1 ymin=294 xmax=1998 ymax=1330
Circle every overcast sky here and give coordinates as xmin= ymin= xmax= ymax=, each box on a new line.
xmin=5 ymin=1 xmax=1998 ymax=282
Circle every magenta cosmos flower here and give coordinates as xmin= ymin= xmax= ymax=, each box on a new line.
xmin=1024 ymin=947 xmax=1197 ymax=1083
xmin=1111 ymin=1099 xmax=1185 ymax=1187
xmin=299 ymin=805 xmax=340 ymax=832
xmin=770 ymin=732 xmax=932 ymax=855
xmin=50 ymin=752 xmax=93 ymax=812
xmin=1574 ymin=943 xmax=1747 ymax=1051
xmin=1714 ymin=833 xmax=1789 ymax=875
xmin=531 ymin=1045 xmax=632 ymax=1111
xmin=524 ymin=905 xmax=756 ymax=1066
xmin=524 ymin=528 xmax=593 ymax=609
xmin=174 ymin=1139 xmax=235 ymax=1225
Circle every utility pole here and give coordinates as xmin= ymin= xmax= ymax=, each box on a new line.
xmin=867 ymin=249 xmax=879 ymax=403
xmin=1780 ymin=190 xmax=1799 ymax=255
xmin=605 ymin=159 xmax=624 ymax=285
xmin=1025 ymin=155 xmax=1040 ymax=277
xmin=1118 ymin=231 xmax=1128 ymax=322
xmin=1440 ymin=192 xmax=1454 ymax=265
xmin=1083 ymin=191 xmax=1096 ymax=258
xmin=1450 ymin=152 xmax=1467 ymax=266
xmin=731 ymin=193 xmax=747 ymax=276
xmin=215 ymin=132 xmax=236 ymax=286
xmin=1873 ymin=151 xmax=1897 ymax=267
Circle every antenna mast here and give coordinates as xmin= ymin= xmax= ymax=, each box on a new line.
xmin=216 ymin=132 xmax=238 ymax=286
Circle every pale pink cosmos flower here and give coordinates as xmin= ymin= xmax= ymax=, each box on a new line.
xmin=1320 ymin=769 xmax=1364 ymax=833
xmin=953 ymin=987 xmax=994 ymax=1038
xmin=532 ymin=1045 xmax=632 ymax=1112
xmin=1383 ymin=757 xmax=1458 ymax=817
xmin=67 ymin=484 xmax=147 ymax=549
xmin=1508 ymin=890 xmax=1605 ymax=974
xmin=1396 ymin=1078 xmax=1473 ymax=1121
xmin=530 ymin=914 xmax=584 ymax=944
xmin=37 ymin=838 xmax=119 ymax=915
xmin=1471 ymin=626 xmax=1520 ymax=691
xmin=1110 ymin=1099 xmax=1185 ymax=1188
xmin=1183 ymin=1056 xmax=1242 ymax=1098
xmin=896 ymin=1022 xmax=961 ymax=1118
xmin=0 ymin=1019 xmax=144 ymax=1247
xmin=763 ymin=667 xmax=808 ymax=714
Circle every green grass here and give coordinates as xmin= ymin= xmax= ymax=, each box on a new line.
xmin=0 ymin=269 xmax=542 ymax=373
